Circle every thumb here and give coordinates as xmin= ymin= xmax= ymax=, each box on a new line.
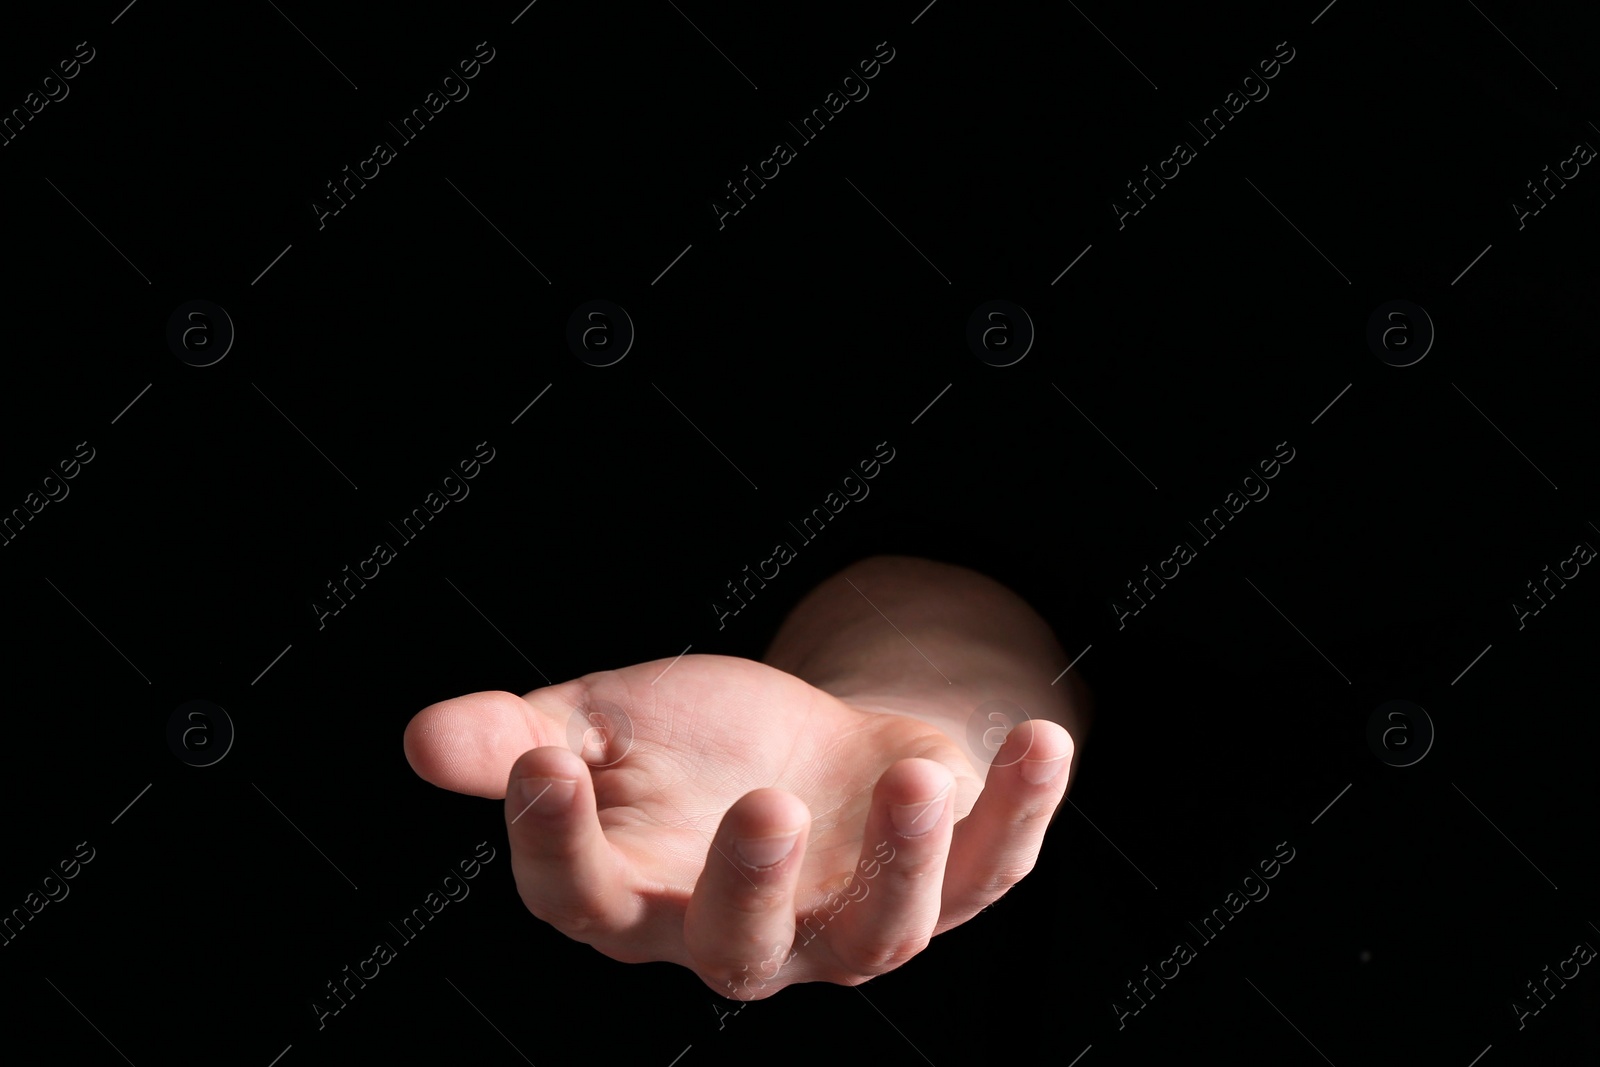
xmin=403 ymin=685 xmax=580 ymax=798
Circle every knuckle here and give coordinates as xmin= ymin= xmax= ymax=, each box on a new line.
xmin=695 ymin=959 xmax=787 ymax=1001
xmin=1011 ymin=795 xmax=1059 ymax=827
xmin=522 ymin=835 xmax=587 ymax=862
xmin=721 ymin=879 xmax=793 ymax=917
xmin=882 ymin=850 xmax=946 ymax=883
xmin=975 ymin=860 xmax=1035 ymax=897
xmin=687 ymin=935 xmax=791 ymax=978
xmin=834 ymin=935 xmax=929 ymax=975
xmin=600 ymin=942 xmax=656 ymax=964
xmin=524 ymin=895 xmax=606 ymax=937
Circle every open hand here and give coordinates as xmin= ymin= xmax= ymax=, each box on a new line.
xmin=403 ymin=652 xmax=1073 ymax=998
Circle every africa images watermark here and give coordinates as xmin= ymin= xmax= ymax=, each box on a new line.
xmin=711 ymin=40 xmax=897 ymax=230
xmin=1111 ymin=441 xmax=1296 ymax=628
xmin=1 ymin=841 xmax=96 ymax=948
xmin=312 ymin=441 xmax=496 ymax=629
xmin=1511 ymin=135 xmax=1595 ymax=230
xmin=712 ymin=440 xmax=896 ymax=630
xmin=1510 ymin=934 xmax=1595 ymax=1031
xmin=1112 ymin=840 xmax=1297 ymax=1029
xmin=714 ymin=839 xmax=899 ymax=1020
xmin=1510 ymin=534 xmax=1593 ymax=630
xmin=0 ymin=40 xmax=96 ymax=148
xmin=0 ymin=441 xmax=96 ymax=549
xmin=1113 ymin=40 xmax=1296 ymax=229
xmin=313 ymin=41 xmax=497 ymax=230
xmin=311 ymin=841 xmax=497 ymax=1029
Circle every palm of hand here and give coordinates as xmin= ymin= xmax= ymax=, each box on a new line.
xmin=579 ymin=657 xmax=980 ymax=917
xmin=405 ymin=654 xmax=1070 ymax=996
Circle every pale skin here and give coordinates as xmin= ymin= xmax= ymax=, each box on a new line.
xmin=403 ymin=555 xmax=1090 ymax=997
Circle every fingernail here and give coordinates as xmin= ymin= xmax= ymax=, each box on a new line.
xmin=1020 ymin=754 xmax=1069 ymax=785
xmin=735 ymin=832 xmax=799 ymax=869
xmin=517 ymin=776 xmax=576 ymax=815
xmin=891 ymin=785 xmax=950 ymax=837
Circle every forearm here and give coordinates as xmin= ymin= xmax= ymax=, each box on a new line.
xmin=763 ymin=555 xmax=1090 ymax=777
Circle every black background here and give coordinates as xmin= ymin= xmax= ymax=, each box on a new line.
xmin=1 ymin=1 xmax=1596 ymax=1063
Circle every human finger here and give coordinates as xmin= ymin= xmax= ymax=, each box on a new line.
xmin=938 ymin=719 xmax=1073 ymax=930
xmin=821 ymin=757 xmax=954 ymax=978
xmin=504 ymin=745 xmax=640 ymax=944
xmin=684 ymin=787 xmax=812 ymax=999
